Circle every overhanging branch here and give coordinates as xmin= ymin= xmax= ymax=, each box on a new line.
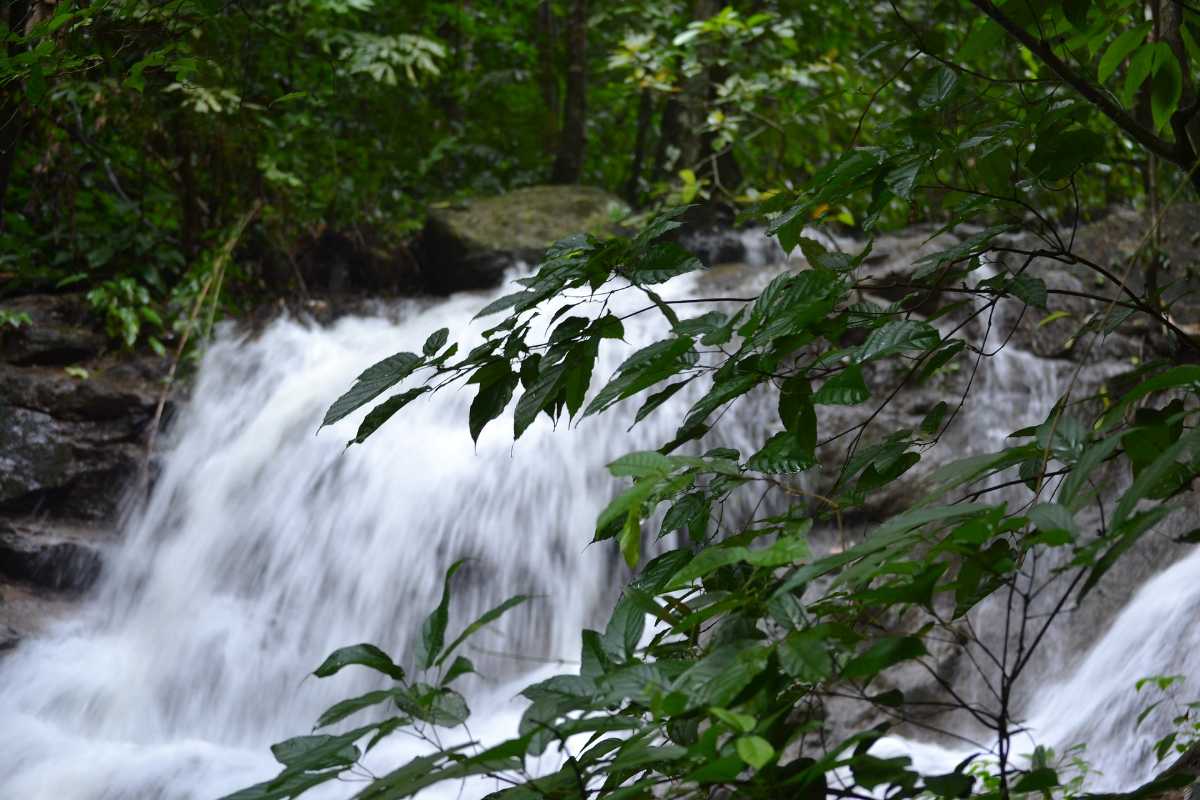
xmin=968 ymin=0 xmax=1186 ymax=167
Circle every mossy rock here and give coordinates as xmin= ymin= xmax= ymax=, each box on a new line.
xmin=419 ymin=185 xmax=629 ymax=294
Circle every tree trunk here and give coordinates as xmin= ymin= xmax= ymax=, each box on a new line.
xmin=624 ymin=90 xmax=653 ymax=203
xmin=550 ymin=0 xmax=586 ymax=184
xmin=535 ymin=1 xmax=560 ymax=157
xmin=0 ymin=0 xmax=33 ymax=225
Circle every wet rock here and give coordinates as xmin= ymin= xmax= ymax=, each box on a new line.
xmin=293 ymin=229 xmax=423 ymax=295
xmin=0 ymin=405 xmax=144 ymax=521
xmin=0 ymin=294 xmax=106 ymax=366
xmin=0 ymin=363 xmax=157 ymax=423
xmin=0 ymin=523 xmax=104 ymax=594
xmin=419 ymin=185 xmax=629 ymax=294
xmin=0 ymin=624 xmax=19 ymax=652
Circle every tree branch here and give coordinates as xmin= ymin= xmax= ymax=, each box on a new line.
xmin=968 ymin=0 xmax=1186 ymax=167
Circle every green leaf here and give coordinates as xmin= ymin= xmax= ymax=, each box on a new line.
xmin=422 ymin=328 xmax=449 ymax=355
xmin=438 ymin=594 xmax=531 ymax=666
xmin=313 ymin=643 xmax=405 ymax=681
xmin=1007 ymin=274 xmax=1048 ymax=309
xmin=709 ymin=707 xmax=757 ymax=733
xmin=748 ymin=431 xmax=816 ymax=473
xmin=1027 ymin=128 xmax=1105 ymax=181
xmin=1013 ymin=767 xmax=1059 ymax=793
xmin=1062 ymin=0 xmax=1090 ymax=29
xmin=271 ymin=732 xmax=360 ymax=770
xmin=513 ymin=359 xmax=567 ymax=438
xmin=924 ymin=771 xmax=976 ymax=797
xmin=1123 ymin=44 xmax=1156 ymax=107
xmin=918 ymin=66 xmax=958 ymax=109
xmin=416 ymin=560 xmax=466 ymax=670
xmin=857 ymin=320 xmax=940 ymax=363
xmin=349 ymin=388 xmax=429 ymax=445
xmin=441 ymin=655 xmax=475 ymax=684
xmin=1151 ymin=45 xmax=1183 ymax=133
xmin=315 ymin=690 xmax=395 ymax=729
xmin=814 ymin=364 xmax=870 ymax=405
xmin=323 ymin=353 xmax=422 ymax=427
xmin=620 ymin=509 xmax=642 ymax=568
xmin=779 ymin=630 xmax=833 ymax=682
xmin=469 ymin=374 xmax=517 ymax=443
xmin=608 ymin=451 xmax=675 ymax=478
xmin=735 ymin=735 xmax=776 ymax=769
xmin=842 ymin=636 xmax=927 ymax=680
xmin=1099 ymin=23 xmax=1151 ymax=83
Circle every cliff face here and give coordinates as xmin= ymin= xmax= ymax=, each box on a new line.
xmin=0 ymin=292 xmax=170 ymax=649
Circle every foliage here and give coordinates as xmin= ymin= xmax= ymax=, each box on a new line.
xmin=230 ymin=2 xmax=1200 ymax=798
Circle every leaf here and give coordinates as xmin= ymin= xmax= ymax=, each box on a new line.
xmin=779 ymin=630 xmax=833 ymax=682
xmin=842 ymin=636 xmax=927 ymax=680
xmin=857 ymin=320 xmax=940 ymax=363
xmin=441 ymin=656 xmax=475 ymax=684
xmin=438 ymin=594 xmax=531 ymax=666
xmin=1099 ymin=23 xmax=1151 ymax=83
xmin=323 ymin=352 xmax=422 ymax=428
xmin=918 ymin=66 xmax=958 ymax=109
xmin=1027 ymin=503 xmax=1078 ymax=540
xmin=1007 ymin=274 xmax=1048 ymax=309
xmin=1013 ymin=767 xmax=1059 ymax=793
xmin=924 ymin=771 xmax=975 ymax=797
xmin=271 ymin=732 xmax=361 ymax=770
xmin=513 ymin=359 xmax=567 ymax=438
xmin=313 ymin=644 xmax=405 ymax=681
xmin=620 ymin=509 xmax=642 ymax=568
xmin=814 ymin=364 xmax=870 ymax=405
xmin=422 ymin=328 xmax=449 ymax=355
xmin=1062 ymin=0 xmax=1089 ymax=29
xmin=920 ymin=401 xmax=949 ymax=435
xmin=608 ymin=451 xmax=675 ymax=478
xmin=415 ymin=560 xmax=465 ymax=670
xmin=735 ymin=735 xmax=776 ymax=769
xmin=315 ymin=690 xmax=395 ymax=729
xmin=1123 ymin=44 xmax=1156 ymax=107
xmin=349 ymin=388 xmax=429 ymax=445
xmin=1151 ymin=45 xmax=1183 ymax=133
xmin=710 ymin=707 xmax=757 ymax=733
xmin=748 ymin=431 xmax=816 ymax=473
xmin=469 ymin=374 xmax=517 ymax=443
xmin=1028 ymin=128 xmax=1105 ymax=181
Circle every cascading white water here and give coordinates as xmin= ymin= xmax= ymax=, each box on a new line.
xmin=0 ymin=274 xmax=703 ymax=799
xmin=0 ymin=235 xmax=1194 ymax=798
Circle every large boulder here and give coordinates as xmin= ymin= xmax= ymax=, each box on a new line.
xmin=0 ymin=294 xmax=106 ymax=366
xmin=0 ymin=522 xmax=104 ymax=594
xmin=419 ymin=185 xmax=629 ymax=294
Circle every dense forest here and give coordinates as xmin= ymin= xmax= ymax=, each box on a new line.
xmin=4 ymin=1 xmax=1200 ymax=799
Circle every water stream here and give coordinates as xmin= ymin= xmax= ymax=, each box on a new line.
xmin=0 ymin=245 xmax=1194 ymax=798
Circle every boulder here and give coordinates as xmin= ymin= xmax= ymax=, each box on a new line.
xmin=0 ymin=405 xmax=145 ymax=521
xmin=419 ymin=185 xmax=629 ymax=294
xmin=0 ymin=294 xmax=106 ymax=366
xmin=0 ymin=522 xmax=104 ymax=594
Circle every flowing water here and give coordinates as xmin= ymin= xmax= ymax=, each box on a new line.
xmin=0 ymin=240 xmax=1194 ymax=798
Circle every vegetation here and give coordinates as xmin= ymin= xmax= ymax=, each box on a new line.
xmin=7 ymin=0 xmax=1200 ymax=798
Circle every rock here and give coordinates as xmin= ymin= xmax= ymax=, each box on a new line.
xmin=419 ymin=185 xmax=629 ymax=294
xmin=292 ymin=229 xmax=423 ymax=295
xmin=0 ymin=522 xmax=104 ymax=594
xmin=0 ymin=294 xmax=106 ymax=366
xmin=0 ymin=405 xmax=144 ymax=521
xmin=0 ymin=624 xmax=19 ymax=652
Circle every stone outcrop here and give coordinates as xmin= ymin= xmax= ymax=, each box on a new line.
xmin=418 ymin=185 xmax=629 ymax=294
xmin=0 ymin=293 xmax=168 ymax=649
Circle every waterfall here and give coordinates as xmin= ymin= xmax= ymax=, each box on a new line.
xmin=0 ymin=242 xmax=1194 ymax=798
xmin=0 ymin=276 xmax=697 ymax=798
